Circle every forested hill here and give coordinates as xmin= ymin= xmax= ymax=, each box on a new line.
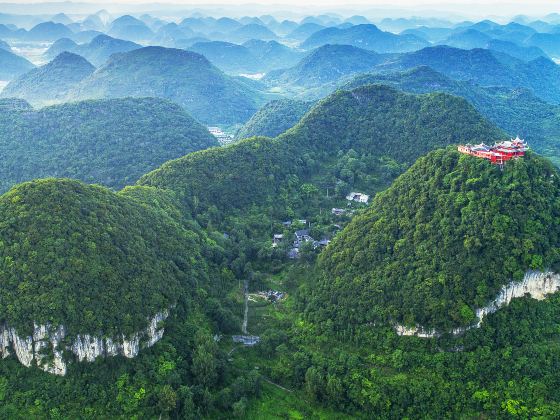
xmin=139 ymin=85 xmax=503 ymax=218
xmin=0 ymin=97 xmax=218 ymax=193
xmin=309 ymin=148 xmax=560 ymax=331
xmin=69 ymin=46 xmax=266 ymax=124
xmin=0 ymin=48 xmax=35 ymax=80
xmin=345 ymin=66 xmax=560 ymax=164
xmin=235 ymin=99 xmax=314 ymax=139
xmin=1 ymin=52 xmax=95 ymax=105
xmin=0 ymin=179 xmax=207 ymax=336
xmin=263 ymin=44 xmax=386 ymax=88
xmin=376 ymin=46 xmax=560 ymax=104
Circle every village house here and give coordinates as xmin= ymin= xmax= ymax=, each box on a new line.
xmin=272 ymin=233 xmax=283 ymax=247
xmin=232 ymin=335 xmax=260 ymax=346
xmin=207 ymin=126 xmax=234 ymax=145
xmin=294 ymin=229 xmax=312 ymax=244
xmin=346 ymin=192 xmax=370 ymax=203
xmin=312 ymin=238 xmax=331 ymax=249
xmin=288 ymin=248 xmax=299 ymax=259
xmin=257 ymin=290 xmax=286 ymax=302
xmin=331 ymin=208 xmax=346 ymax=216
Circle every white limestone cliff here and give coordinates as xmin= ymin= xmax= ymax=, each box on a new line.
xmin=0 ymin=310 xmax=169 ymax=376
xmin=395 ymin=270 xmax=560 ymax=338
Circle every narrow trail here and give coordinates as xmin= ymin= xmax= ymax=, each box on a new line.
xmin=242 ymin=279 xmax=249 ymax=334
xmin=263 ymin=377 xmax=293 ymax=393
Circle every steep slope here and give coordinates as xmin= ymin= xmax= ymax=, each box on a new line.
xmin=229 ymin=24 xmax=277 ymax=42
xmin=0 ymin=97 xmax=218 ymax=192
xmin=0 ymin=39 xmax=11 ymax=52
xmin=376 ymin=46 xmax=560 ymax=103
xmin=42 ymin=37 xmax=78 ymax=61
xmin=108 ymin=15 xmax=154 ymax=42
xmin=242 ymin=39 xmax=304 ymax=72
xmin=0 ymin=178 xmax=206 ymax=372
xmin=264 ymin=44 xmax=386 ymax=88
xmin=526 ymin=32 xmax=560 ymax=57
xmin=440 ymin=28 xmax=491 ymax=49
xmin=188 ymin=41 xmax=262 ymax=74
xmin=236 ymin=99 xmax=314 ymax=139
xmin=0 ymin=48 xmax=35 ymax=80
xmin=73 ymin=34 xmax=140 ymax=66
xmin=286 ymin=22 xmax=325 ymax=41
xmin=344 ymin=67 xmax=560 ymax=163
xmin=70 ymin=46 xmax=264 ymax=124
xmin=486 ymin=39 xmax=548 ymax=61
xmin=301 ymin=24 xmax=429 ymax=53
xmin=139 ymin=85 xmax=502 ymax=216
xmin=310 ymin=148 xmax=560 ymax=331
xmin=1 ymin=52 xmax=95 ymax=105
xmin=25 ymin=22 xmax=73 ymax=41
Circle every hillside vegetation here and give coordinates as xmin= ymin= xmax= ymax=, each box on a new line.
xmin=0 ymin=48 xmax=35 ymax=80
xmin=345 ymin=66 xmax=560 ymax=164
xmin=0 ymin=179 xmax=206 ymax=336
xmin=310 ymin=148 xmax=560 ymax=330
xmin=0 ymin=97 xmax=218 ymax=193
xmin=263 ymin=44 xmax=386 ymax=88
xmin=140 ymin=85 xmax=503 ymax=218
xmin=70 ymin=46 xmax=265 ymax=124
xmin=236 ymin=99 xmax=314 ymax=139
xmin=1 ymin=52 xmax=95 ymax=105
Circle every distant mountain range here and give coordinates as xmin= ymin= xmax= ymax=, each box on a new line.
xmin=69 ymin=46 xmax=266 ymax=124
xmin=300 ymin=24 xmax=429 ymax=53
xmin=344 ymin=66 xmax=560 ymax=164
xmin=264 ymin=44 xmax=387 ymax=88
xmin=43 ymin=34 xmax=140 ymax=66
xmin=0 ymin=48 xmax=34 ymax=80
xmin=2 ymin=52 xmax=94 ymax=104
xmin=375 ymin=46 xmax=560 ymax=104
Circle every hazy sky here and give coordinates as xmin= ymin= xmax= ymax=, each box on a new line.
xmin=0 ymin=0 xmax=558 ymax=20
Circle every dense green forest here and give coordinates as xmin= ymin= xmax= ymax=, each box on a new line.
xmin=235 ymin=99 xmax=313 ymax=140
xmin=0 ymin=97 xmax=218 ymax=193
xmin=377 ymin=46 xmax=560 ymax=104
xmin=300 ymin=24 xmax=429 ymax=52
xmin=1 ymin=79 xmax=560 ymax=418
xmin=0 ymin=52 xmax=95 ymax=105
xmin=0 ymin=179 xmax=206 ymax=336
xmin=0 ymin=48 xmax=35 ymax=80
xmin=3 ymin=9 xmax=560 ymax=418
xmin=69 ymin=46 xmax=267 ymax=124
xmin=344 ymin=67 xmax=560 ymax=165
xmin=263 ymin=44 xmax=386 ymax=88
xmin=265 ymin=273 xmax=560 ymax=417
xmin=140 ymin=85 xmax=502 ymax=218
xmin=308 ymin=148 xmax=560 ymax=330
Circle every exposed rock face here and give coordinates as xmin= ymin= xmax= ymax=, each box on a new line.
xmin=0 ymin=310 xmax=168 ymax=375
xmin=395 ymin=270 xmax=560 ymax=338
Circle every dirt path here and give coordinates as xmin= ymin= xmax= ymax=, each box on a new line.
xmin=242 ymin=279 xmax=249 ymax=334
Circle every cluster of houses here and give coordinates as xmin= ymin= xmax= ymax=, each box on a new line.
xmin=255 ymin=290 xmax=286 ymax=302
xmin=270 ymin=191 xmax=370 ymax=258
xmin=208 ymin=126 xmax=234 ymax=145
xmin=279 ymin=228 xmax=331 ymax=259
xmin=232 ymin=335 xmax=260 ymax=346
xmin=346 ymin=192 xmax=369 ymax=204
xmin=331 ymin=208 xmax=346 ymax=216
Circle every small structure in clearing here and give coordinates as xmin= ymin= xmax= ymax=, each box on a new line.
xmin=346 ymin=192 xmax=369 ymax=203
